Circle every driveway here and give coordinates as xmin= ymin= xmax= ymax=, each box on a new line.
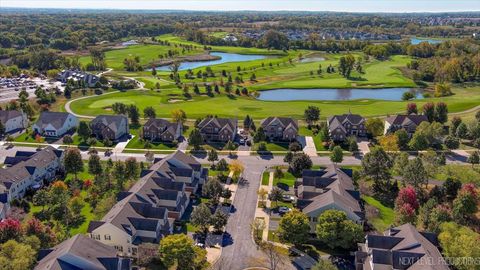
xmin=302 ymin=136 xmax=317 ymax=157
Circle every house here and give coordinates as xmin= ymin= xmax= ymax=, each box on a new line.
xmin=88 ymin=151 xmax=207 ymax=257
xmin=0 ymin=110 xmax=28 ymax=133
xmin=143 ymin=118 xmax=182 ymax=142
xmin=35 ymin=234 xmax=131 ymax=270
xmin=0 ymin=146 xmax=63 ymax=203
xmin=327 ymin=113 xmax=366 ymax=141
xmin=90 ymin=115 xmax=129 ymax=141
xmin=296 ymin=165 xmax=363 ymax=232
xmin=260 ymin=117 xmax=298 ymax=141
xmin=355 ymin=223 xmax=449 ymax=270
xmin=32 ymin=112 xmax=78 ymax=137
xmin=384 ymin=114 xmax=429 ymax=136
xmin=197 ymin=117 xmax=237 ymax=142
xmin=57 ymin=69 xmax=99 ymax=87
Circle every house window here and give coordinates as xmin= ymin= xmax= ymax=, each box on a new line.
xmin=114 ymin=246 xmax=123 ymax=252
xmin=93 ymin=234 xmax=100 ymax=240
xmin=104 ymin=234 xmax=111 ymax=240
xmin=132 ymin=248 xmax=138 ymax=256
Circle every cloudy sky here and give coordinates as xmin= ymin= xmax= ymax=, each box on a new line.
xmin=1 ymin=0 xmax=479 ymax=12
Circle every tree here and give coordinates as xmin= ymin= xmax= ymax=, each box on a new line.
xmin=216 ymin=159 xmax=228 ymax=171
xmin=143 ymin=106 xmax=156 ymax=119
xmin=202 ymin=178 xmax=224 ymax=205
xmin=125 ymin=157 xmax=139 ymax=180
xmin=361 ymin=147 xmax=392 ymax=188
xmin=277 ymin=209 xmax=310 ymax=246
xmin=211 ymin=209 xmax=228 ymax=232
xmin=304 ymin=106 xmax=320 ymax=126
xmin=452 ymin=183 xmax=478 ymax=224
xmin=338 ymin=54 xmax=355 ymax=78
xmin=77 ymin=121 xmax=91 ymax=142
xmin=379 ymin=134 xmax=400 ymax=151
xmin=330 ymin=146 xmax=343 ymax=163
xmin=365 ymin=118 xmax=384 ymax=137
xmin=269 ymin=187 xmax=284 ymax=208
xmin=0 ymin=240 xmax=37 ymax=270
xmin=456 ymin=122 xmax=468 ymax=139
xmin=260 ymin=241 xmax=285 ymax=270
xmin=127 ymin=105 xmax=140 ymax=126
xmin=63 ymin=135 xmax=73 ymax=145
xmin=444 ymin=135 xmax=460 ymax=149
xmin=0 ymin=121 xmax=5 ymax=137
xmin=312 ymin=259 xmax=337 ymax=270
xmin=188 ymin=128 xmax=203 ymax=150
xmin=171 ymin=109 xmax=187 ymax=124
xmin=251 ymin=218 xmax=266 ymax=242
xmin=438 ymin=222 xmax=480 ymax=270
xmin=347 ymin=136 xmax=358 ymax=152
xmin=394 ymin=186 xmax=419 ymax=225
xmin=253 ymin=127 xmax=266 ymax=143
xmin=0 ymin=218 xmax=22 ymax=243
xmin=288 ymin=153 xmax=312 ymax=177
xmin=288 ymin=141 xmax=302 ymax=152
xmin=88 ymin=153 xmax=103 ymax=176
xmin=406 ymin=103 xmax=418 ymax=114
xmin=395 ymin=129 xmax=409 ymax=150
xmin=228 ymin=160 xmax=244 ymax=180
xmin=190 ymin=203 xmax=212 ymax=235
xmin=467 ymin=151 xmax=480 ymax=167
xmin=207 ymin=149 xmax=219 ymax=166
xmin=315 ymin=210 xmax=364 ymax=249
xmin=64 ymin=148 xmax=84 ymax=180
xmin=113 ymin=161 xmax=126 ymax=190
xmin=402 ymin=157 xmax=428 ymax=189
xmin=159 ymin=234 xmax=207 ymax=270
xmin=257 ymin=187 xmax=268 ymax=206
xmin=450 ymin=116 xmax=462 ymax=135
xmin=434 ymin=102 xmax=448 ymax=123
xmin=443 ymin=178 xmax=462 ymax=201
xmin=422 ymin=102 xmax=435 ymax=122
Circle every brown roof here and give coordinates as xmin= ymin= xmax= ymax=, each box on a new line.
xmin=260 ymin=117 xmax=299 ymax=130
xmin=197 ymin=117 xmax=237 ymax=133
xmin=385 ymin=114 xmax=428 ymax=126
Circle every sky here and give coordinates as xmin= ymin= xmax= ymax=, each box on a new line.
xmin=1 ymin=0 xmax=480 ymax=13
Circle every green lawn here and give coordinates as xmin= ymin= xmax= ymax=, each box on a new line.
xmin=262 ymin=171 xmax=271 ymax=185
xmin=253 ymin=141 xmax=290 ymax=152
xmin=363 ymin=195 xmax=395 ymax=232
xmin=273 ymin=171 xmax=296 ymax=187
xmin=434 ymin=164 xmax=480 ymax=185
xmin=125 ymin=128 xmax=178 ymax=150
xmin=298 ymin=126 xmax=326 ymax=151
xmin=68 ymin=86 xmax=480 ymax=120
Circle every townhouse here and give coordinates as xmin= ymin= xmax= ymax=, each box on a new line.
xmin=57 ymin=69 xmax=100 ymax=87
xmin=0 ymin=110 xmax=28 ymax=134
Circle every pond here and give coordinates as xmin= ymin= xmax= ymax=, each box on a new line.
xmin=256 ymin=88 xmax=424 ymax=101
xmin=410 ymin=37 xmax=444 ymax=45
xmin=155 ymin=52 xmax=269 ymax=71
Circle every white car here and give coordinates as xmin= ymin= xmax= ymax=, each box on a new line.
xmin=282 ymin=195 xmax=296 ymax=202
xmin=278 ymin=206 xmax=291 ymax=214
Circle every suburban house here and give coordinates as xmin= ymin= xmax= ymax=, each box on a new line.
xmin=260 ymin=117 xmax=299 ymax=141
xmin=35 ymin=234 xmax=131 ymax=270
xmin=296 ymin=165 xmax=363 ymax=232
xmin=0 ymin=146 xmax=63 ymax=219
xmin=0 ymin=110 xmax=28 ymax=134
xmin=32 ymin=112 xmax=78 ymax=137
xmin=88 ymin=151 xmax=207 ymax=257
xmin=57 ymin=69 xmax=100 ymax=87
xmin=143 ymin=118 xmax=182 ymax=142
xmin=327 ymin=113 xmax=366 ymax=141
xmin=355 ymin=223 xmax=449 ymax=270
xmin=197 ymin=117 xmax=237 ymax=142
xmin=384 ymin=114 xmax=429 ymax=136
xmin=90 ymin=115 xmax=129 ymax=141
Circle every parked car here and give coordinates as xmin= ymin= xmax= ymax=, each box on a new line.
xmin=278 ymin=206 xmax=291 ymax=214
xmin=282 ymin=195 xmax=296 ymax=202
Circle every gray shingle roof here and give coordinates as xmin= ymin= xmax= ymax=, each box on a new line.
xmin=35 ymin=112 xmax=73 ymax=130
xmin=328 ymin=113 xmax=365 ymax=131
xmin=197 ymin=117 xmax=237 ymax=133
xmin=0 ymin=110 xmax=22 ymax=124
xmin=260 ymin=117 xmax=299 ymax=130
xmin=35 ymin=234 xmax=130 ymax=270
xmin=385 ymin=114 xmax=428 ymax=126
xmin=91 ymin=115 xmax=127 ymax=133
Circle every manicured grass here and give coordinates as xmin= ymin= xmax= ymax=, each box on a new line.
xmin=262 ymin=171 xmax=271 ymax=185
xmin=273 ymin=171 xmax=296 ymax=187
xmin=434 ymin=164 xmax=480 ymax=185
xmin=125 ymin=128 xmax=178 ymax=150
xmin=298 ymin=126 xmax=326 ymax=151
xmin=363 ymin=195 xmax=395 ymax=232
xmin=253 ymin=141 xmax=290 ymax=152
xmin=68 ymin=86 xmax=480 ymax=120
xmin=268 ymin=230 xmax=281 ymax=242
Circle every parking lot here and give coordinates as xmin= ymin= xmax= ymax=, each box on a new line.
xmin=0 ymin=76 xmax=64 ymax=103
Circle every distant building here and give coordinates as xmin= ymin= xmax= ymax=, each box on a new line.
xmin=296 ymin=165 xmax=363 ymax=232
xmin=260 ymin=117 xmax=298 ymax=141
xmin=197 ymin=117 xmax=237 ymax=142
xmin=121 ymin=40 xmax=139 ymax=46
xmin=143 ymin=118 xmax=182 ymax=142
xmin=90 ymin=115 xmax=129 ymax=142
xmin=35 ymin=234 xmax=131 ymax=270
xmin=223 ymin=34 xmax=238 ymax=42
xmin=58 ymin=70 xmax=99 ymax=87
xmin=32 ymin=111 xmax=78 ymax=137
xmin=384 ymin=114 xmax=429 ymax=136
xmin=327 ymin=113 xmax=366 ymax=141
xmin=355 ymin=224 xmax=448 ymax=270
xmin=0 ymin=110 xmax=28 ymax=133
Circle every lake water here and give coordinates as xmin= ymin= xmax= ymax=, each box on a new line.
xmin=410 ymin=37 xmax=443 ymax=45
xmin=156 ymin=52 xmax=269 ymax=71
xmin=256 ymin=88 xmax=424 ymax=101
